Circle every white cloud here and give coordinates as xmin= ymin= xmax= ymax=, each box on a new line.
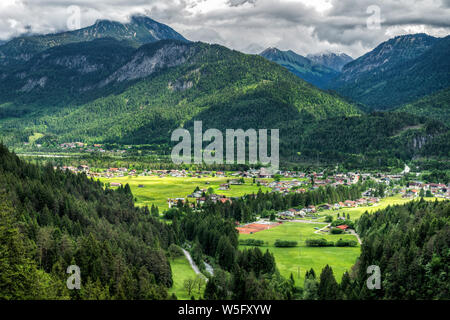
xmin=0 ymin=0 xmax=449 ymax=58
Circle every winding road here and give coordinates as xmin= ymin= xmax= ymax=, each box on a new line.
xmin=182 ymin=249 xmax=208 ymax=281
xmin=314 ymin=223 xmax=362 ymax=245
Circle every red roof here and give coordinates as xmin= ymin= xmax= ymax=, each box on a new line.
xmin=336 ymin=225 xmax=349 ymax=230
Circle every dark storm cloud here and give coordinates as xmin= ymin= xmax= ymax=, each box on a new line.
xmin=0 ymin=0 xmax=449 ymax=58
xmin=441 ymin=0 xmax=450 ymax=8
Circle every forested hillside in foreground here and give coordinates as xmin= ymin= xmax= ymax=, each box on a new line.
xmin=0 ymin=143 xmax=293 ymax=300
xmin=353 ymin=199 xmax=449 ymax=299
xmin=0 ymin=143 xmax=176 ymax=299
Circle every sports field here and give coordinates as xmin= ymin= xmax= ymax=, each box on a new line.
xmin=239 ymin=221 xmax=361 ymax=285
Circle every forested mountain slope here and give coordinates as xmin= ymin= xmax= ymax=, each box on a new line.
xmin=0 ymin=39 xmax=361 ymax=150
xmin=0 ymin=19 xmax=448 ymax=166
xmin=352 ymin=200 xmax=449 ymax=299
xmin=293 ymin=112 xmax=449 ymax=167
xmin=396 ymin=87 xmax=450 ymax=126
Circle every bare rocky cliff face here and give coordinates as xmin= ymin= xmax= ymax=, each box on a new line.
xmin=101 ymin=42 xmax=197 ymax=86
xmin=0 ymin=39 xmax=202 ymax=97
xmin=53 ymin=55 xmax=101 ymax=74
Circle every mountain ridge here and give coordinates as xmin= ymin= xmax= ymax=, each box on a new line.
xmin=330 ymin=33 xmax=450 ymax=110
xmin=259 ymin=47 xmax=339 ymax=89
xmin=0 ymin=15 xmax=188 ymax=67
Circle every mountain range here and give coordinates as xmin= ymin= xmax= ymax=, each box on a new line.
xmin=259 ymin=48 xmax=340 ymax=88
xmin=259 ymin=34 xmax=450 ymax=113
xmin=0 ymin=15 xmax=188 ymax=67
xmin=0 ymin=15 xmax=448 ymax=167
xmin=330 ymin=34 xmax=450 ymax=110
xmin=0 ymin=23 xmax=360 ymax=154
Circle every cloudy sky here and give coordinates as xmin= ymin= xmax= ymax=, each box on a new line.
xmin=1 ymin=0 xmax=449 ymax=58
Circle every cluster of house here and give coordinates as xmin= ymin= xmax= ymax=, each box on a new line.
xmin=255 ymin=172 xmax=361 ymax=195
xmin=60 ymin=142 xmax=87 ymax=149
xmin=168 ymin=191 xmax=234 ymax=208
xmin=277 ymin=207 xmax=318 ymax=219
xmin=55 ymin=165 xmax=142 ymax=178
xmin=87 ymin=168 xmax=276 ymax=179
xmin=57 ymin=142 xmax=127 ymax=155
xmin=401 ymin=182 xmax=449 ymax=199
xmin=56 ymin=165 xmax=90 ymax=174
xmin=276 ymin=197 xmax=380 ymax=219
xmin=259 ymin=180 xmax=307 ymax=195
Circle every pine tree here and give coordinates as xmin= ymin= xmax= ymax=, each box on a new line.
xmin=0 ymin=195 xmax=46 ymax=299
xmin=318 ymin=265 xmax=339 ymax=300
xmin=303 ymin=269 xmax=319 ymax=300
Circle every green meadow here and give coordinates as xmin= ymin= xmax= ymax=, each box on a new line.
xmin=98 ymin=175 xmax=441 ymax=289
xmin=99 ymin=175 xmax=271 ymax=208
xmin=168 ymin=256 xmax=202 ymax=300
xmin=318 ymin=195 xmax=440 ymax=221
xmin=239 ymin=222 xmax=361 ymax=286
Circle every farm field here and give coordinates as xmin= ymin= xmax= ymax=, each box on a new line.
xmin=98 ymin=176 xmax=271 ymax=208
xmin=168 ymin=256 xmax=202 ymax=300
xmin=239 ymin=222 xmax=360 ymax=285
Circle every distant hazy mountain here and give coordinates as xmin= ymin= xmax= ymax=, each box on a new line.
xmin=330 ymin=33 xmax=450 ymax=110
xmin=260 ymin=47 xmax=339 ymax=88
xmin=0 ymin=15 xmax=188 ymax=66
xmin=306 ymin=52 xmax=353 ymax=72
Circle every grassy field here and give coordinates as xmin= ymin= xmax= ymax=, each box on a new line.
xmin=99 ymin=176 xmax=271 ymax=209
xmin=318 ymin=195 xmax=440 ymax=221
xmin=168 ymin=256 xmax=202 ymax=300
xmin=98 ymin=175 xmax=440 ymax=289
xmin=239 ymin=222 xmax=360 ymax=286
xmin=28 ymin=132 xmax=44 ymax=144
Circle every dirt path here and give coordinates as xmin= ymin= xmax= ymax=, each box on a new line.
xmin=348 ymin=230 xmax=362 ymax=245
xmin=290 ymin=219 xmax=328 ymax=224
